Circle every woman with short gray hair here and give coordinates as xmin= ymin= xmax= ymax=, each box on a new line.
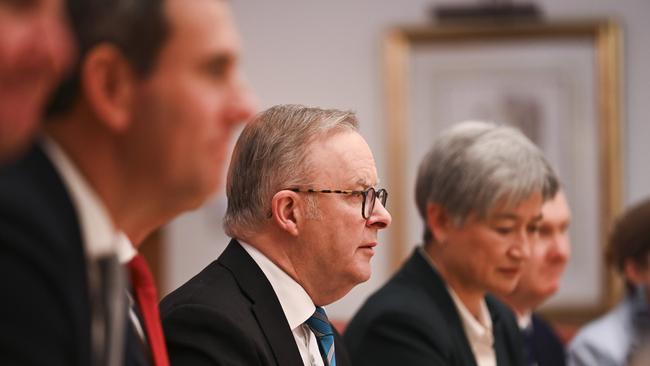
xmin=345 ymin=120 xmax=558 ymax=366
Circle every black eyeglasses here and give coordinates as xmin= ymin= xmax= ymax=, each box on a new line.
xmin=286 ymin=187 xmax=388 ymax=219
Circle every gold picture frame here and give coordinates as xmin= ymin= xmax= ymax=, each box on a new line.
xmin=384 ymin=19 xmax=623 ymax=322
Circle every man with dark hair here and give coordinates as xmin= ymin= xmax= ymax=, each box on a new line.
xmin=0 ymin=0 xmax=73 ymax=162
xmin=0 ymin=0 xmax=255 ymax=365
xmin=568 ymin=198 xmax=650 ymax=366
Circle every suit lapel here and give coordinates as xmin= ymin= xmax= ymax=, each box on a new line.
xmin=333 ymin=329 xmax=351 ymax=366
xmin=19 ymin=146 xmax=94 ymax=365
xmin=402 ymin=250 xmax=478 ymax=366
xmin=490 ymin=308 xmax=508 ymax=366
xmin=219 ymin=240 xmax=304 ymax=366
xmin=487 ymin=295 xmax=524 ymax=366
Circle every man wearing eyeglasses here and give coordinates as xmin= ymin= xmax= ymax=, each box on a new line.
xmin=160 ymin=104 xmax=392 ymax=366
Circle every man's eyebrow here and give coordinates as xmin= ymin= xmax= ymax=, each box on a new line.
xmin=355 ymin=178 xmax=380 ymax=189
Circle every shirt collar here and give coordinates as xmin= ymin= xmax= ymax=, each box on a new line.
xmin=448 ymin=285 xmax=494 ymax=346
xmin=239 ymin=240 xmax=315 ymax=331
xmin=42 ymin=136 xmax=133 ymax=260
xmin=115 ymin=232 xmax=137 ymax=264
xmin=517 ymin=311 xmax=533 ymax=330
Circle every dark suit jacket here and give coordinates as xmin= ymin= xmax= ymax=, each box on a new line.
xmin=160 ymin=239 xmax=351 ymax=366
xmin=0 ymin=145 xmax=91 ymax=366
xmin=0 ymin=144 xmax=149 ymax=366
xmin=524 ymin=314 xmax=565 ymax=366
xmin=344 ymin=248 xmax=524 ymax=366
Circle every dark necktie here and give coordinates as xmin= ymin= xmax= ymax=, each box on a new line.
xmin=522 ymin=323 xmax=537 ymax=366
xmin=128 ymin=254 xmax=169 ymax=366
xmin=306 ymin=307 xmax=336 ymax=366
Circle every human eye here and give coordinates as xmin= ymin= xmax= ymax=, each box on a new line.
xmin=560 ymin=222 xmax=570 ymax=234
xmin=203 ymin=56 xmax=234 ymax=80
xmin=494 ymin=226 xmax=514 ymax=235
xmin=527 ymin=223 xmax=540 ymax=234
xmin=538 ymin=225 xmax=551 ymax=237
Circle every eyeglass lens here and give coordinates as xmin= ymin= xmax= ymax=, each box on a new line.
xmin=363 ymin=188 xmax=388 ymax=219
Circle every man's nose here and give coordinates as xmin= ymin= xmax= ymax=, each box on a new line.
xmin=225 ymin=73 xmax=258 ymax=126
xmin=367 ymin=199 xmax=391 ymax=229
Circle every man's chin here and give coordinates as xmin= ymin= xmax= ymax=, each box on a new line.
xmin=351 ymin=265 xmax=372 ymax=284
xmin=540 ymin=283 xmax=560 ymax=298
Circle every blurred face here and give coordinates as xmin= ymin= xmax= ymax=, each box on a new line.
xmin=510 ymin=191 xmax=571 ymax=308
xmin=126 ymin=0 xmax=255 ymax=210
xmin=0 ymin=0 xmax=73 ymax=160
xmin=440 ymin=192 xmax=543 ymax=299
xmin=297 ymin=131 xmax=392 ymax=304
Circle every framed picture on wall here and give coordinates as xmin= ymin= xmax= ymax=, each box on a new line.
xmin=383 ymin=19 xmax=623 ymax=321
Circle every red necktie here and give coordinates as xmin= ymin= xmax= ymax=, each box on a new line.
xmin=128 ymin=254 xmax=169 ymax=366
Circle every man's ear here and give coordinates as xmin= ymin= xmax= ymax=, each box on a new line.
xmin=80 ymin=44 xmax=136 ymax=132
xmin=427 ymin=202 xmax=452 ymax=244
xmin=623 ymin=259 xmax=648 ymax=286
xmin=271 ymin=190 xmax=301 ymax=236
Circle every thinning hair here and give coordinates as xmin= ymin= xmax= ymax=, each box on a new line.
xmin=415 ymin=120 xmax=559 ymax=244
xmin=223 ymin=104 xmax=359 ymax=238
xmin=46 ymin=0 xmax=169 ymax=117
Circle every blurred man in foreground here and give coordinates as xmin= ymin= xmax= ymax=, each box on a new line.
xmin=345 ymin=121 xmax=558 ymax=366
xmin=0 ymin=0 xmax=255 ymax=364
xmin=569 ymin=199 xmax=650 ymax=366
xmin=499 ymin=190 xmax=572 ymax=366
xmin=0 ymin=0 xmax=74 ymax=162
xmin=161 ymin=105 xmax=392 ymax=366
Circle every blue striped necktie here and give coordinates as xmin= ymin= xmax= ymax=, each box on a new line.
xmin=305 ymin=307 xmax=336 ymax=366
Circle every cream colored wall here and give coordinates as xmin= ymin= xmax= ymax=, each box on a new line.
xmin=163 ymin=0 xmax=650 ymax=321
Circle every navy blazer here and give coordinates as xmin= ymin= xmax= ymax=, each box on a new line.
xmin=523 ymin=314 xmax=566 ymax=366
xmin=344 ymin=248 xmax=525 ymax=366
xmin=160 ymin=239 xmax=351 ymax=366
xmin=0 ymin=145 xmax=92 ymax=366
xmin=0 ymin=144 xmax=149 ymax=366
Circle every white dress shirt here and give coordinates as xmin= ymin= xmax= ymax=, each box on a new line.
xmin=517 ymin=312 xmax=533 ymax=331
xmin=43 ymin=136 xmax=136 ymax=365
xmin=448 ymin=287 xmax=496 ymax=366
xmin=418 ymin=246 xmax=496 ymax=366
xmin=42 ymin=136 xmax=135 ymax=261
xmin=240 ymin=241 xmax=325 ymax=366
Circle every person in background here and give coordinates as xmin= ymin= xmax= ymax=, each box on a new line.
xmin=0 ymin=0 xmax=74 ymax=162
xmin=161 ymin=105 xmax=392 ymax=366
xmin=568 ymin=198 xmax=650 ymax=366
xmin=0 ymin=0 xmax=255 ymax=364
xmin=498 ymin=190 xmax=572 ymax=366
xmin=344 ymin=120 xmax=559 ymax=366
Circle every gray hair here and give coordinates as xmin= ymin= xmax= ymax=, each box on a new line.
xmin=223 ymin=104 xmax=359 ymax=238
xmin=415 ymin=120 xmax=559 ymax=244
